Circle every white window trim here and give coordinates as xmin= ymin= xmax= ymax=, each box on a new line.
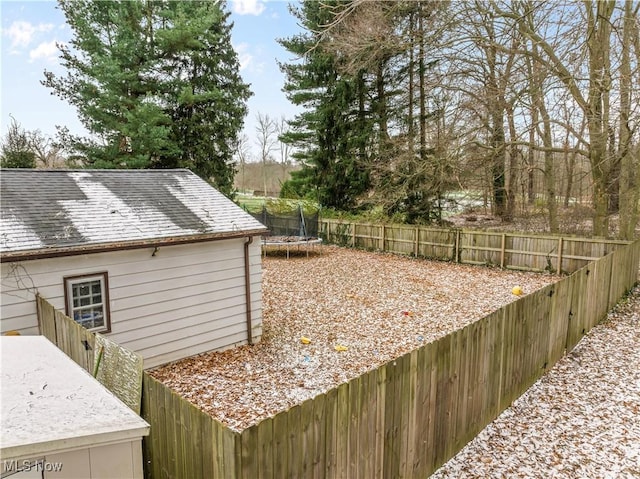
xmin=64 ymin=272 xmax=111 ymax=333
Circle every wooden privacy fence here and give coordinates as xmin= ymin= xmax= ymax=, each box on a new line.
xmin=141 ymin=239 xmax=640 ymax=478
xmin=36 ymin=295 xmax=144 ymax=414
xmin=320 ymin=219 xmax=630 ymax=274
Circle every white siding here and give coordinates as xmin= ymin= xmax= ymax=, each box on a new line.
xmin=39 ymin=440 xmax=143 ymax=479
xmin=0 ymin=238 xmax=263 ymax=368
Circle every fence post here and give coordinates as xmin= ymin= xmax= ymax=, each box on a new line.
xmin=500 ymin=234 xmax=506 ymax=268
xmin=352 ymin=222 xmax=356 ymax=247
xmin=415 ymin=227 xmax=419 ymax=257
xmin=381 ymin=224 xmax=386 ymax=251
xmin=557 ymin=237 xmax=564 ymax=275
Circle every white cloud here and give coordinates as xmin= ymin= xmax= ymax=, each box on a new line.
xmin=29 ymin=40 xmax=60 ymax=63
xmin=3 ymin=21 xmax=54 ymax=49
xmin=231 ymin=0 xmax=266 ymax=16
xmin=233 ymin=42 xmax=265 ymax=75
xmin=234 ymin=42 xmax=253 ymax=71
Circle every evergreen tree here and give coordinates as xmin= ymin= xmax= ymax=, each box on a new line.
xmin=0 ymin=117 xmax=36 ymax=168
xmin=278 ymin=1 xmax=372 ymax=209
xmin=278 ymin=1 xmax=448 ymax=221
xmin=43 ymin=0 xmax=250 ymax=196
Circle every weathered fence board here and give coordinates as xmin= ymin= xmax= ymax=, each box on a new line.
xmin=312 ymin=393 xmax=327 ymax=479
xmin=134 ymin=238 xmax=638 ymax=479
xmin=586 ymin=253 xmax=613 ymax=330
xmin=34 ymin=235 xmax=640 ymax=479
xmin=300 ymin=399 xmax=314 ymax=478
xmin=29 ymin=233 xmax=635 ymax=479
xmin=320 ymin=219 xmax=631 ymax=274
xmin=547 ymin=279 xmax=572 ymax=366
xmin=95 ymin=334 xmax=144 ymax=413
xmin=256 ymin=417 xmax=273 ymax=479
xmin=565 ymin=267 xmax=588 ymax=351
xmin=37 ymin=295 xmax=142 ymax=413
xmin=432 ymin=332 xmax=454 ymax=471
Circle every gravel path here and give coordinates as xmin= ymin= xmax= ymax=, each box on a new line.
xmin=150 ymin=246 xmax=556 ymax=431
xmin=431 ymin=284 xmax=640 ymax=479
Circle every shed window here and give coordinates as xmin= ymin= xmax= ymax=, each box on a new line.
xmin=64 ymin=272 xmax=111 ymax=333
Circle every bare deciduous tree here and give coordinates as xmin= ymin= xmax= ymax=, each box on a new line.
xmin=255 ymin=113 xmax=278 ymax=195
xmin=232 ymin=133 xmax=251 ymax=193
xmin=618 ymin=0 xmax=640 ymax=239
xmin=276 ymin=116 xmax=292 ymax=185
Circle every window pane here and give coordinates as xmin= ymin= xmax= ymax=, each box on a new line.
xmin=91 ymin=307 xmax=104 ymax=328
xmin=74 ymin=307 xmax=104 ymax=329
xmin=93 ymin=308 xmax=104 ymax=326
xmin=76 ymin=309 xmax=91 ymax=327
xmin=87 ymin=309 xmax=97 ymax=329
xmin=69 ymin=276 xmax=107 ymax=331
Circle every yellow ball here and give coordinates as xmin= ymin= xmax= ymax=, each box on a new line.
xmin=512 ymin=286 xmax=524 ymax=296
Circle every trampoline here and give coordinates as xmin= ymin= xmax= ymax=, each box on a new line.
xmin=262 ymin=236 xmax=323 ymax=258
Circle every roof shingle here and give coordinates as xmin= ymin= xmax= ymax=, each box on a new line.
xmin=1 ymin=169 xmax=266 ymax=257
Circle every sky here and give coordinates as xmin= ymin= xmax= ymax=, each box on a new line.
xmin=0 ymin=0 xmax=304 ymax=160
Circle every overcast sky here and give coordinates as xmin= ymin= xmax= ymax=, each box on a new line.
xmin=1 ymin=0 xmax=303 ymax=160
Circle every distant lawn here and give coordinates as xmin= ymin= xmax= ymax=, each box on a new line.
xmin=236 ymin=194 xmax=320 ymax=215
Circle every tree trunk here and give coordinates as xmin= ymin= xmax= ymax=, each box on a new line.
xmin=502 ymin=0 xmax=616 ymax=236
xmin=418 ymin=11 xmax=426 ymax=162
xmin=357 ymin=71 xmax=367 ymax=162
xmin=539 ymin=104 xmax=558 ymax=232
xmin=563 ymin=139 xmax=575 ymax=208
xmin=375 ymin=62 xmax=389 ymax=150
xmin=618 ymin=0 xmax=639 ymax=239
xmin=486 ymin=37 xmax=507 ymax=218
xmin=586 ymin=0 xmax=615 ymax=237
xmin=563 ymin=116 xmax=585 ymax=208
xmin=526 ymin=52 xmax=537 ymax=206
xmin=505 ymin=101 xmax=518 ymax=220
xmin=529 ymin=39 xmax=558 ymax=232
xmin=408 ymin=10 xmax=415 ymax=151
xmin=491 ymin=114 xmax=507 ymax=219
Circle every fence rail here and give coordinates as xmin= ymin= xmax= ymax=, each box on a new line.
xmin=320 ymin=219 xmax=630 ymax=274
xmin=35 ymin=235 xmax=640 ymax=478
xmin=140 ymin=235 xmax=640 ymax=478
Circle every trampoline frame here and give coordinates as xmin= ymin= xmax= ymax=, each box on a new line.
xmin=261 ymin=236 xmax=323 ymax=259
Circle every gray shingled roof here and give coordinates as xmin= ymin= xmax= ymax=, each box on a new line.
xmin=1 ymin=169 xmax=266 ymax=258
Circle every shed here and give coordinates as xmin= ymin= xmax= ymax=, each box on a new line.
xmin=0 ymin=169 xmax=267 ymax=368
xmin=0 ymin=336 xmax=149 ymax=478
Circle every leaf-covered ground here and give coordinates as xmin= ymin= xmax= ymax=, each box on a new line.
xmin=431 ymin=284 xmax=640 ymax=478
xmin=150 ymin=246 xmax=556 ymax=431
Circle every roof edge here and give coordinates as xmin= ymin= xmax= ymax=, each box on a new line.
xmin=0 ymin=167 xmax=193 ymax=173
xmin=0 ymin=229 xmax=268 ymax=263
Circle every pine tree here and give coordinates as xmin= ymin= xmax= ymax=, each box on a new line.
xmin=43 ymin=0 xmax=250 ymax=196
xmin=278 ymin=1 xmax=372 ymax=209
xmin=278 ymin=1 xmax=449 ymax=220
xmin=0 ymin=117 xmax=36 ymax=168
